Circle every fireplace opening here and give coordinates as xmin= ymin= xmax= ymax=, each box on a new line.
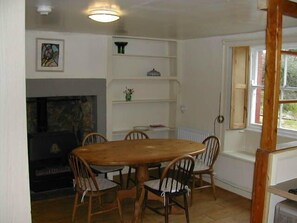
xmin=26 ymin=95 xmax=97 ymax=192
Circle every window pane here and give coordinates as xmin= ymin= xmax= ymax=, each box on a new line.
xmin=281 ymin=90 xmax=297 ymax=100
xmin=285 ymin=54 xmax=297 ymax=87
xmin=279 ymin=103 xmax=297 ymax=130
xmin=255 ymin=50 xmax=266 ymax=86
xmin=249 ymin=46 xmax=297 ymax=133
xmin=251 ymin=88 xmax=264 ymax=125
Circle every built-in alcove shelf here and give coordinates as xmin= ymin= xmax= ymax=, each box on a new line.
xmin=106 ymin=36 xmax=178 ymax=139
xmin=112 ymin=99 xmax=176 ymax=104
xmin=112 ymin=53 xmax=176 ymax=59
xmin=109 ymin=76 xmax=179 ymax=81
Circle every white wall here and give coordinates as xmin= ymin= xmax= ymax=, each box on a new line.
xmin=0 ymin=0 xmax=31 ymax=222
xmin=177 ymin=36 xmax=223 ymax=132
xmin=178 ymin=28 xmax=297 ymax=199
xmin=26 ymin=31 xmax=109 ymax=79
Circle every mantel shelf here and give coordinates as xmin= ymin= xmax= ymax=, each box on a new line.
xmin=112 ymin=99 xmax=177 ymax=104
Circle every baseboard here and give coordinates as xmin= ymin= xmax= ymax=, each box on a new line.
xmin=201 ymin=175 xmax=252 ymax=199
xmin=215 ymin=178 xmax=252 ymax=199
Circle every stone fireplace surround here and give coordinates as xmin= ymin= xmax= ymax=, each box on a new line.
xmin=26 ymin=78 xmax=106 ymax=134
xmin=26 ymin=78 xmax=106 ymax=192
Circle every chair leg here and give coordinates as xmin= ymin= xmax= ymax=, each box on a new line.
xmin=165 ymin=195 xmax=169 ymax=223
xmin=72 ymin=192 xmax=79 ymax=222
xmin=117 ymin=195 xmax=123 ymax=223
xmin=119 ymin=170 xmax=123 ymax=188
xmin=210 ymin=173 xmax=216 ymax=200
xmin=126 ymin=166 xmax=132 ymax=189
xmin=183 ymin=193 xmax=190 ymax=223
xmin=158 ymin=166 xmax=161 ymax=178
xmin=87 ymin=196 xmax=92 ymax=223
xmin=199 ymin=174 xmax=203 ymax=187
xmin=190 ymin=175 xmax=195 ymax=206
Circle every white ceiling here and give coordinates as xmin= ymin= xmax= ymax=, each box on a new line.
xmin=26 ymin=0 xmax=297 ymax=40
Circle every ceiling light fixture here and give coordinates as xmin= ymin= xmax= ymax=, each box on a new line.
xmin=37 ymin=5 xmax=52 ymax=15
xmin=88 ymin=9 xmax=119 ymax=23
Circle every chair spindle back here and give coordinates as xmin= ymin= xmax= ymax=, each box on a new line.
xmin=197 ymin=136 xmax=220 ymax=167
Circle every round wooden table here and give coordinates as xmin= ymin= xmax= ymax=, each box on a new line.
xmin=73 ymin=138 xmax=205 ymax=222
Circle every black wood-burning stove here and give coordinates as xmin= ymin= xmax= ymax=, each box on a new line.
xmin=28 ymin=131 xmax=77 ymax=192
xmin=27 ymin=97 xmax=81 ymax=192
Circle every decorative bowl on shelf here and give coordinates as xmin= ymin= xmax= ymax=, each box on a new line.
xmin=147 ymin=68 xmax=161 ymax=76
xmin=133 ymin=126 xmax=150 ymax=131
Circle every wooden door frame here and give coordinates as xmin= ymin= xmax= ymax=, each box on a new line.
xmin=251 ymin=0 xmax=297 ymax=222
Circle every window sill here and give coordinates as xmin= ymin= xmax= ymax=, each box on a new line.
xmin=221 ymin=151 xmax=255 ymax=163
xmin=247 ymin=124 xmax=297 ymax=139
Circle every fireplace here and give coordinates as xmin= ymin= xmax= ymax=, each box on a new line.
xmin=27 ymin=95 xmax=97 ymax=143
xmin=26 ymin=79 xmax=106 ymax=192
xmin=28 ymin=131 xmax=77 ymax=192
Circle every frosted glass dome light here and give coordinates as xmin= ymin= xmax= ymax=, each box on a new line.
xmin=88 ymin=9 xmax=119 ymax=23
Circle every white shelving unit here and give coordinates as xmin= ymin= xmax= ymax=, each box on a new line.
xmin=106 ymin=36 xmax=179 ymax=140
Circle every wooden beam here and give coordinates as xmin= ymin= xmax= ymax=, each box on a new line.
xmin=261 ymin=0 xmax=283 ymax=151
xmin=251 ymin=0 xmax=283 ymax=222
xmin=279 ymin=99 xmax=297 ymax=104
xmin=282 ymin=0 xmax=297 ymax=18
xmin=281 ymin=50 xmax=297 ymax=56
xmin=251 ymin=149 xmax=271 ymax=223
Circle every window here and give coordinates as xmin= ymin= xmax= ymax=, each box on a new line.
xmin=249 ymin=45 xmax=297 ymax=133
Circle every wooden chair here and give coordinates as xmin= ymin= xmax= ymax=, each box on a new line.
xmin=143 ymin=154 xmax=195 ymax=223
xmin=68 ymin=153 xmax=122 ymax=223
xmin=82 ymin=132 xmax=124 ymax=187
xmin=124 ymin=130 xmax=161 ymax=189
xmin=190 ymin=135 xmax=220 ymax=205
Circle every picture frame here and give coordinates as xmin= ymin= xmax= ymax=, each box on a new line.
xmin=36 ymin=38 xmax=64 ymax=72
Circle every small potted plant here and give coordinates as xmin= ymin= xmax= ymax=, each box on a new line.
xmin=123 ymin=87 xmax=134 ymax=101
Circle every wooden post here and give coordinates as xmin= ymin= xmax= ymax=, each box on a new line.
xmin=251 ymin=0 xmax=283 ymax=222
xmin=260 ymin=0 xmax=282 ymax=150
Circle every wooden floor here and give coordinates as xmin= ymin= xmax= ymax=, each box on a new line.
xmin=31 ymin=187 xmax=251 ymax=223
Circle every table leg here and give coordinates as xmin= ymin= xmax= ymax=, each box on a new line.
xmin=132 ymin=165 xmax=149 ymax=223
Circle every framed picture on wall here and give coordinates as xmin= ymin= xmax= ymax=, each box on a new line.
xmin=36 ymin=38 xmax=64 ymax=72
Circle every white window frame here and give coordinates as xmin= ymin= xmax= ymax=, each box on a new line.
xmin=248 ymin=43 xmax=297 ymax=138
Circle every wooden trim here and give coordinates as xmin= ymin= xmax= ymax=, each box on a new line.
xmin=251 ymin=0 xmax=283 ymax=222
xmin=282 ymin=0 xmax=297 ymax=19
xmin=251 ymin=149 xmax=271 ymax=223
xmin=260 ymin=0 xmax=283 ymax=151
xmin=281 ymin=50 xmax=297 ymax=56
xmin=230 ymin=46 xmax=249 ymax=129
xmin=279 ymin=99 xmax=297 ymax=104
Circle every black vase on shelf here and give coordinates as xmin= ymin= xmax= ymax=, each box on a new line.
xmin=114 ymin=42 xmax=128 ymax=54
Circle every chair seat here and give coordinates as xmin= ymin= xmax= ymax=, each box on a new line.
xmin=144 ymin=178 xmax=183 ymax=194
xmin=193 ymin=159 xmax=209 ymax=172
xmin=143 ymin=155 xmax=194 ymax=223
xmin=69 ymin=154 xmax=122 ymax=223
xmin=90 ymin=164 xmax=124 ymax=174
xmin=148 ymin=162 xmax=162 ymax=168
xmin=78 ymin=176 xmax=118 ymax=191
